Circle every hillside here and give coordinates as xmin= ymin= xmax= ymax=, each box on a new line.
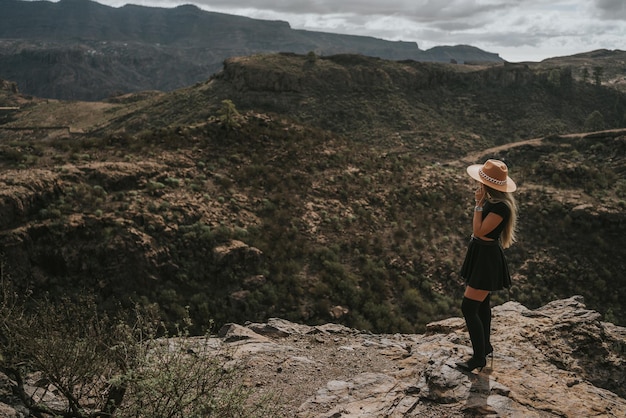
xmin=0 ymin=0 xmax=503 ymax=101
xmin=528 ymin=49 xmax=626 ymax=93
xmin=0 ymin=52 xmax=625 ymax=337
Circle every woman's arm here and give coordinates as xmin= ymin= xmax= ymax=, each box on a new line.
xmin=472 ymin=183 xmax=503 ymax=240
xmin=473 ymin=211 xmax=503 ymax=239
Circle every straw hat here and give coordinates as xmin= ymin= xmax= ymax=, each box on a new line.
xmin=466 ymin=159 xmax=516 ymax=192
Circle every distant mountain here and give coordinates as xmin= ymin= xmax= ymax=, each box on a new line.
xmin=0 ymin=0 xmax=503 ymax=100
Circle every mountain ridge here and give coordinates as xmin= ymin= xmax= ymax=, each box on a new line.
xmin=0 ymin=0 xmax=503 ymax=100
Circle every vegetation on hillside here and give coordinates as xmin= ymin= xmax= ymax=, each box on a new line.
xmin=0 ymin=53 xmax=625 ymax=338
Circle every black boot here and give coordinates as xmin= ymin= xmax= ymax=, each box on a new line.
xmin=456 ymin=297 xmax=487 ymax=372
xmin=479 ymin=293 xmax=493 ymax=357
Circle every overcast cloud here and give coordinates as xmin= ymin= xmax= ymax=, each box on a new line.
xmin=98 ymin=0 xmax=625 ymax=62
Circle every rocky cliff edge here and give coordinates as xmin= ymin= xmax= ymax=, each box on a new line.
xmin=218 ymin=295 xmax=625 ymax=417
xmin=2 ymin=296 xmax=624 ymax=417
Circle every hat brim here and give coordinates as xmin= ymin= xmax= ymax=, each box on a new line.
xmin=467 ymin=164 xmax=517 ymax=192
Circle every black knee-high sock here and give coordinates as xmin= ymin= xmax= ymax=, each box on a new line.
xmin=461 ymin=297 xmax=485 ymax=360
xmin=478 ymin=293 xmax=492 ymax=354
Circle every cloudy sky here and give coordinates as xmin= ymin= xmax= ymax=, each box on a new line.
xmin=97 ymin=0 xmax=625 ymax=62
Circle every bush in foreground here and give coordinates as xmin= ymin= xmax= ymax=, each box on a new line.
xmin=0 ymin=275 xmax=276 ymax=417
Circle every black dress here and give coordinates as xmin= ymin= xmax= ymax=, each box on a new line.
xmin=460 ymin=201 xmax=511 ymax=291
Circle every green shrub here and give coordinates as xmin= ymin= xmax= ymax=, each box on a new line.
xmin=147 ymin=181 xmax=166 ymax=194
xmin=164 ymin=177 xmax=181 ymax=188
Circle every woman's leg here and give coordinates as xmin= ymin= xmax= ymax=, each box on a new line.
xmin=457 ymin=286 xmax=489 ymax=371
xmin=478 ymin=293 xmax=493 ymax=355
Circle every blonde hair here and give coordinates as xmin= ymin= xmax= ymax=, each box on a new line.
xmin=485 ymin=186 xmax=517 ymax=248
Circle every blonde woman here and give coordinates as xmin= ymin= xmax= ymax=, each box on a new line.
xmin=456 ymin=159 xmax=518 ymax=372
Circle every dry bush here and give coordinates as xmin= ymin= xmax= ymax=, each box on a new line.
xmin=0 ymin=270 xmax=277 ymax=417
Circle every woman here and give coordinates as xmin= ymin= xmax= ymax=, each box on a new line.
xmin=456 ymin=159 xmax=518 ymax=372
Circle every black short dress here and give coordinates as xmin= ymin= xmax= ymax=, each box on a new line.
xmin=460 ymin=201 xmax=511 ymax=291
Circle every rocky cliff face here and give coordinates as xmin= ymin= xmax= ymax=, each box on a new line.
xmin=2 ymin=296 xmax=623 ymax=416
xmin=217 ymin=55 xmax=535 ymax=95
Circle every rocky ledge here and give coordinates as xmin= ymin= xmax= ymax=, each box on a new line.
xmin=219 ymin=295 xmax=626 ymax=417
xmin=1 ymin=296 xmax=624 ymax=417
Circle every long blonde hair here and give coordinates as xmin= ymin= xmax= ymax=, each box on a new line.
xmin=485 ymin=186 xmax=517 ymax=248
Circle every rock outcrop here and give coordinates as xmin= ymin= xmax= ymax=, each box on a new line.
xmin=1 ymin=296 xmax=624 ymax=416
xmin=216 ymin=296 xmax=625 ymax=417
